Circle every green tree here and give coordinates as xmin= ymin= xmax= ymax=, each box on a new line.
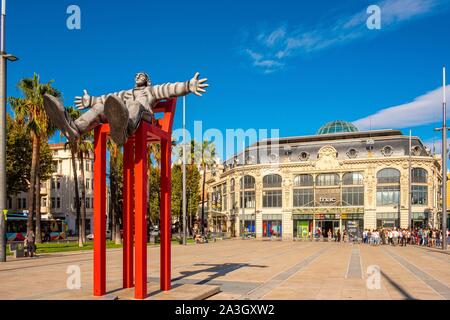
xmin=107 ymin=140 xmax=123 ymax=245
xmin=65 ymin=107 xmax=83 ymax=247
xmin=9 ymin=74 xmax=60 ymax=241
xmin=6 ymin=114 xmax=32 ymax=195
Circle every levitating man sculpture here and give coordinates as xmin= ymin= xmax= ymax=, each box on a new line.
xmin=43 ymin=72 xmax=209 ymax=145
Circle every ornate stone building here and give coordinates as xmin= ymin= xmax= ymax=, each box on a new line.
xmin=205 ymin=121 xmax=442 ymax=240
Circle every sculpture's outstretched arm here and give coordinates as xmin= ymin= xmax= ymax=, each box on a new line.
xmin=75 ymin=89 xmax=129 ymax=110
xmin=152 ymin=72 xmax=209 ymax=100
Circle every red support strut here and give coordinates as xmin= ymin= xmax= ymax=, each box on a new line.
xmin=93 ymin=99 xmax=176 ymax=299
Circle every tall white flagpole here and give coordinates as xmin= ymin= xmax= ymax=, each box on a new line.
xmin=182 ymin=96 xmax=187 ymax=245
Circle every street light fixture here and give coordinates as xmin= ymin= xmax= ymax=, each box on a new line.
xmin=2 ymin=53 xmax=18 ymax=62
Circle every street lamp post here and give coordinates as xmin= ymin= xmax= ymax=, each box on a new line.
xmin=182 ymin=96 xmax=187 ymax=245
xmin=1 ymin=0 xmax=18 ymax=263
xmin=443 ymin=67 xmax=448 ymax=250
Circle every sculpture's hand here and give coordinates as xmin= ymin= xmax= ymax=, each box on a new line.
xmin=188 ymin=72 xmax=209 ymax=97
xmin=74 ymin=90 xmax=93 ymax=110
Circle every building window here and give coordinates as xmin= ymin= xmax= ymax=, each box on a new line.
xmin=86 ymin=160 xmax=90 ymax=172
xmin=51 ymin=197 xmax=56 ymax=209
xmin=7 ymin=197 xmax=12 ymax=209
xmin=377 ymin=168 xmax=400 ymax=184
xmin=381 ymin=145 xmax=394 ymax=157
xmin=263 ymin=190 xmax=282 ymax=207
xmin=56 ymin=177 xmax=61 ymax=189
xmin=86 ymin=178 xmax=90 ymax=190
xmin=57 ymin=197 xmax=61 ymax=209
xmin=42 ymin=197 xmax=47 ymax=207
xmin=293 ymin=174 xmax=314 ymax=187
xmin=230 ymin=178 xmax=235 ymax=192
xmin=51 ymin=178 xmax=55 ymax=189
xmin=346 ymin=148 xmax=358 ymax=159
xmin=342 ymin=172 xmax=363 ymax=185
xmin=86 ymin=197 xmax=90 ymax=209
xmin=240 ymin=175 xmax=255 ymax=209
xmin=293 ymin=188 xmax=314 ymax=207
xmin=411 ymin=185 xmax=427 ymax=205
xmin=411 ymin=168 xmax=428 ymax=205
xmin=263 ymin=174 xmax=282 ymax=188
xmin=316 ymin=173 xmax=340 ymax=186
xmin=298 ymin=152 xmax=310 ymax=161
xmin=263 ymin=174 xmax=282 ymax=208
xmin=343 ymin=187 xmax=364 ymax=206
xmin=376 ymin=185 xmax=400 ymax=206
xmin=412 ymin=168 xmax=427 ymax=183
xmin=222 ymin=184 xmax=227 ymax=211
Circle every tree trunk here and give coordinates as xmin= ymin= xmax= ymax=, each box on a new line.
xmin=27 ymin=134 xmax=40 ymax=233
xmin=70 ymin=146 xmax=82 ymax=247
xmin=35 ymin=173 xmax=42 ymax=243
xmin=79 ymin=152 xmax=87 ymax=244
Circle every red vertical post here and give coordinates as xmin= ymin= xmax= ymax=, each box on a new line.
xmin=93 ymin=125 xmax=107 ymax=296
xmin=160 ymin=138 xmax=171 ymax=291
xmin=134 ymin=124 xmax=148 ymax=299
xmin=123 ymin=138 xmax=134 ymax=288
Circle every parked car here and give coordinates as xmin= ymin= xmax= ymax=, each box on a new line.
xmin=87 ymin=230 xmax=111 ymax=240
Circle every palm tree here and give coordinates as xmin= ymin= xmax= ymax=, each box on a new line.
xmin=9 ymin=73 xmax=60 ymax=240
xmin=107 ymin=139 xmax=123 ymax=245
xmin=198 ymin=140 xmax=216 ymax=235
xmin=77 ymin=133 xmax=94 ymax=243
xmin=65 ymin=107 xmax=83 ymax=247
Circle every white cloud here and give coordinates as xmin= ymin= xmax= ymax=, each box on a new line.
xmin=242 ymin=0 xmax=448 ymax=73
xmin=352 ymin=85 xmax=450 ymax=130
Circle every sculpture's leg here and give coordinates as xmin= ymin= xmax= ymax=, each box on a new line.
xmin=123 ymin=138 xmax=134 ymax=288
xmin=93 ymin=125 xmax=107 ymax=296
xmin=126 ymin=101 xmax=153 ymax=136
xmin=160 ymin=138 xmax=171 ymax=291
xmin=74 ymin=103 xmax=106 ymax=135
xmin=134 ymin=123 xmax=148 ymax=299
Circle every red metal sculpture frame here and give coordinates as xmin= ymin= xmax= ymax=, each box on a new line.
xmin=93 ymin=99 xmax=176 ymax=299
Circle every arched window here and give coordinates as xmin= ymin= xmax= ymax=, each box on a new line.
xmin=263 ymin=174 xmax=282 ymax=207
xmin=376 ymin=168 xmax=400 ymax=206
xmin=342 ymin=172 xmax=363 ymax=185
xmin=240 ymin=175 xmax=256 ymax=189
xmin=293 ymin=174 xmax=314 ymax=187
xmin=412 ymin=168 xmax=427 ymax=183
xmin=293 ymin=174 xmax=314 ymax=207
xmin=240 ymin=175 xmax=255 ymax=208
xmin=263 ymin=174 xmax=282 ymax=188
xmin=411 ymin=168 xmax=428 ymax=205
xmin=316 ymin=173 xmax=340 ymax=186
xmin=377 ymin=168 xmax=400 ymax=184
xmin=342 ymin=172 xmax=364 ymax=206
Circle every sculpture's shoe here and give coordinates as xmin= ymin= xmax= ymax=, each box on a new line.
xmin=104 ymin=95 xmax=129 ymax=146
xmin=43 ymin=94 xmax=80 ymax=142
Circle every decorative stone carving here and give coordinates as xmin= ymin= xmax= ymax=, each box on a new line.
xmin=315 ymin=146 xmax=340 ymax=170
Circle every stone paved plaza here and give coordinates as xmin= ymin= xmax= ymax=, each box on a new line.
xmin=0 ymin=239 xmax=449 ymax=300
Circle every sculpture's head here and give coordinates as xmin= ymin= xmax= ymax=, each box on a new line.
xmin=135 ymin=72 xmax=151 ymax=87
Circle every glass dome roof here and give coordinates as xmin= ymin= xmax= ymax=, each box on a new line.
xmin=317 ymin=120 xmax=359 ymax=135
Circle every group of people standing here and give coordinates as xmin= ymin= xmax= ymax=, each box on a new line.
xmin=363 ymin=228 xmax=449 ymax=247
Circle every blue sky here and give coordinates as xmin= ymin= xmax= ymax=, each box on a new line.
xmin=5 ymin=0 xmax=450 ymax=160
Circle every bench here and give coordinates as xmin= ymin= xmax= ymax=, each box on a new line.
xmin=9 ymin=241 xmax=25 ymax=258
